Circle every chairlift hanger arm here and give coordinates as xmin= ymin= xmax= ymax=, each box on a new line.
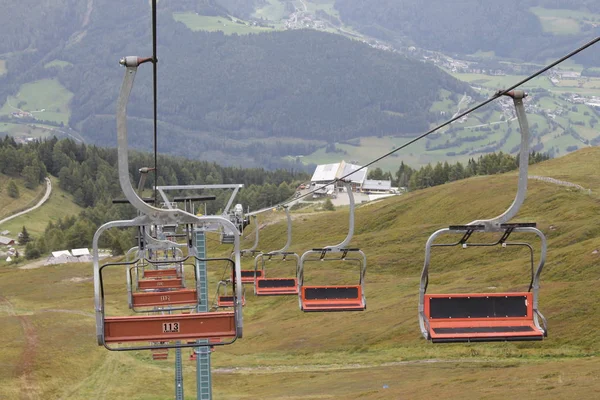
xmin=324 ymin=181 xmax=355 ymax=251
xmin=115 ymin=58 xmax=243 ymax=325
xmin=242 ymin=215 xmax=260 ymax=253
xmin=223 ymin=185 xmax=242 ymax=215
xmin=93 ymin=59 xmax=245 ymax=348
xmin=275 ymin=207 xmax=292 ymax=253
xmin=468 ymin=91 xmax=530 ymax=231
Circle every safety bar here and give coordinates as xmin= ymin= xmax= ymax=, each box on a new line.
xmin=215 ymin=279 xmax=246 ymax=309
xmin=298 ymin=249 xmax=366 ymax=310
xmin=253 ymin=252 xmax=300 ymax=295
xmin=273 ymin=207 xmax=293 ymax=254
xmin=298 ymin=250 xmax=366 ymax=288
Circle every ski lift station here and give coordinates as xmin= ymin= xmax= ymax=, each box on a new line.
xmin=309 ymin=160 xmax=367 ymax=191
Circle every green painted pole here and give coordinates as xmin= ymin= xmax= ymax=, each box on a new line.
xmin=195 ymin=230 xmax=212 ymax=400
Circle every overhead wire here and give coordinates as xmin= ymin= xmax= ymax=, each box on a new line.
xmin=269 ymin=35 xmax=600 ymax=210
xmin=142 ymin=10 xmax=597 ymax=217
xmin=151 ymin=0 xmax=159 ymax=207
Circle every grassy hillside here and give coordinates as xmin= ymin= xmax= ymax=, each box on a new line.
xmin=173 ymin=13 xmax=276 ymax=34
xmin=0 ymin=175 xmax=45 ymax=221
xmin=0 ymin=175 xmax=83 ymax=270
xmin=0 ymin=148 xmax=599 ymax=398
xmin=0 ymin=79 xmax=73 ymax=125
xmin=530 ymin=6 xmax=600 ymax=35
xmin=0 ymin=180 xmax=82 ymax=240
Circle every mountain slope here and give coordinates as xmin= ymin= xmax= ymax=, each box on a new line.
xmin=0 ymin=0 xmax=473 ymax=167
xmin=0 ymin=147 xmax=598 ymax=398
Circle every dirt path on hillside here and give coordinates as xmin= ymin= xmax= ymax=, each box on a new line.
xmin=18 ymin=259 xmax=46 ymax=270
xmin=0 ymin=295 xmax=40 ymax=400
xmin=529 ymin=175 xmax=592 ymax=193
xmin=42 ymin=309 xmax=94 ymax=318
xmin=213 ymin=358 xmax=505 ymax=375
xmin=0 ymin=177 xmax=52 ymax=227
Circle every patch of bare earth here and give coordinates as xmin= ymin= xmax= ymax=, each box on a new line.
xmin=0 ymin=296 xmax=40 ymax=399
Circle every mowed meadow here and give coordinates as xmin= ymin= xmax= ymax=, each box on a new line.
xmin=0 ymin=148 xmax=599 ymax=399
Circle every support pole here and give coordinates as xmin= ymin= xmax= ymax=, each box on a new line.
xmin=175 ymin=342 xmax=184 ymax=400
xmin=195 ymin=230 xmax=212 ymax=400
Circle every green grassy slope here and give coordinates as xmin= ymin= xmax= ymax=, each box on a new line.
xmin=0 ymin=176 xmax=82 ymax=237
xmin=0 ymin=148 xmax=599 ymax=398
xmin=0 ymin=175 xmax=45 ymax=221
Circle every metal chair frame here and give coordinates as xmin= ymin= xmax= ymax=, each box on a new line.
xmin=418 ymin=91 xmax=548 ymax=341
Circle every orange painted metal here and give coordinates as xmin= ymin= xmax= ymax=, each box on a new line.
xmin=239 ymin=270 xmax=262 ymax=284
xmin=255 ymin=278 xmax=298 ymax=295
xmin=151 ymin=348 xmax=169 ymax=360
xmin=104 ymin=312 xmax=236 ymax=343
xmin=138 ymin=277 xmax=184 ymax=290
xmin=300 ymin=285 xmax=365 ymax=311
xmin=143 ymin=268 xmax=179 ymax=278
xmin=132 ymin=289 xmax=197 ymax=307
xmin=217 ymin=295 xmax=245 ymax=308
xmin=424 ymin=292 xmax=544 ymax=340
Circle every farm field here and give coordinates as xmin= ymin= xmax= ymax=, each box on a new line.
xmin=530 ymin=6 xmax=600 ymax=35
xmin=300 ymin=68 xmax=600 ymax=172
xmin=173 ymin=13 xmax=277 ymax=34
xmin=0 ymin=79 xmax=73 ymax=125
xmin=44 ymin=59 xmax=73 ymax=69
xmin=252 ymin=0 xmax=289 ymax=25
xmin=0 ymin=122 xmax=63 ymax=141
xmin=1 ymin=148 xmax=599 ymax=398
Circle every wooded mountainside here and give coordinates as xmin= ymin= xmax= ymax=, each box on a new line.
xmin=0 ymin=137 xmax=306 ymax=255
xmin=0 ymin=136 xmax=552 ymax=258
xmin=0 ymin=0 xmax=472 ymax=168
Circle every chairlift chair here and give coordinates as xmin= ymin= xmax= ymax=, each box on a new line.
xmin=216 ymin=279 xmax=246 ymax=308
xmin=92 ymin=56 xmax=243 ymax=351
xmin=418 ymin=91 xmax=548 ymax=343
xmin=151 ymin=347 xmax=169 ymax=360
xmin=253 ymin=207 xmax=300 ymax=296
xmin=298 ymin=181 xmax=366 ymax=312
xmin=128 ymin=259 xmax=200 ymax=312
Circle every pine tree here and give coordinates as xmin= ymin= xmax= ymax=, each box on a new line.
xmin=7 ymin=179 xmax=19 ymax=198
xmin=19 ymin=226 xmax=30 ymax=245
xmin=323 ymin=198 xmax=335 ymax=211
